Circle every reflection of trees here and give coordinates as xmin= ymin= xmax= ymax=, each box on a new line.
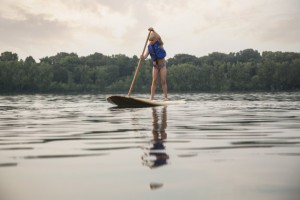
xmin=142 ymin=107 xmax=169 ymax=168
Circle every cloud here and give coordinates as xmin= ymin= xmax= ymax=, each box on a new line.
xmin=0 ymin=0 xmax=299 ymax=60
xmin=0 ymin=7 xmax=76 ymax=59
xmin=0 ymin=10 xmax=72 ymax=43
xmin=0 ymin=0 xmax=140 ymax=59
xmin=168 ymin=0 xmax=300 ymax=55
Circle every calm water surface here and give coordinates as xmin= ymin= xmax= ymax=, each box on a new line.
xmin=0 ymin=93 xmax=300 ymax=200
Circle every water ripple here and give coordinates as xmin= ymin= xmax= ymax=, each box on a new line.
xmin=0 ymin=93 xmax=300 ymax=200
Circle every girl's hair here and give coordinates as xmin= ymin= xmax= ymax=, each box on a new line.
xmin=149 ymin=32 xmax=164 ymax=45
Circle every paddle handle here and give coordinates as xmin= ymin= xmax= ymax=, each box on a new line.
xmin=127 ymin=31 xmax=152 ymax=96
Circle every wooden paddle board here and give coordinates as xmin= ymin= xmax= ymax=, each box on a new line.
xmin=107 ymin=95 xmax=185 ymax=108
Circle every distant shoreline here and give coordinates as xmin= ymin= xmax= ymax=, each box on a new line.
xmin=1 ymin=49 xmax=300 ymax=93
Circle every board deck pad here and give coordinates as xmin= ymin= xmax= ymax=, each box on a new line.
xmin=107 ymin=95 xmax=185 ymax=108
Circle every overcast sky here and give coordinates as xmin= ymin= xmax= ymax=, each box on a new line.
xmin=0 ymin=0 xmax=299 ymax=60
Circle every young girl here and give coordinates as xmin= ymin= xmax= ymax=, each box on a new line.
xmin=141 ymin=27 xmax=168 ymax=101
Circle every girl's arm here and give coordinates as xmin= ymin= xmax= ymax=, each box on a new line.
xmin=142 ymin=49 xmax=149 ymax=60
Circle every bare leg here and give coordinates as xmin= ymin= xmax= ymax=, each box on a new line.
xmin=151 ymin=67 xmax=159 ymax=100
xmin=159 ymin=66 xmax=168 ymax=100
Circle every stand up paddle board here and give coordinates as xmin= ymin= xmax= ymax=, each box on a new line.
xmin=107 ymin=95 xmax=185 ymax=108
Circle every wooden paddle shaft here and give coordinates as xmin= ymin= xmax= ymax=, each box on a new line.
xmin=127 ymin=31 xmax=152 ymax=96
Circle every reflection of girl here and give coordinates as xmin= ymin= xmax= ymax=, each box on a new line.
xmin=152 ymin=106 xmax=167 ymax=141
xmin=142 ymin=107 xmax=169 ymax=168
xmin=141 ymin=27 xmax=168 ymax=101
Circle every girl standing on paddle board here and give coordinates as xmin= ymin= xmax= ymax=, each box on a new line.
xmin=141 ymin=27 xmax=168 ymax=101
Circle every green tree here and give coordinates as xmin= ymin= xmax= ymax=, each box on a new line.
xmin=0 ymin=50 xmax=299 ymax=93
xmin=236 ymin=49 xmax=261 ymax=62
xmin=0 ymin=51 xmax=18 ymax=62
xmin=25 ymin=56 xmax=36 ymax=64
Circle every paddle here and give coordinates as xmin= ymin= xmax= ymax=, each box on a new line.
xmin=127 ymin=30 xmax=152 ymax=96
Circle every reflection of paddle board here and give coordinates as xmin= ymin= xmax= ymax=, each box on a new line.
xmin=106 ymin=95 xmax=185 ymax=108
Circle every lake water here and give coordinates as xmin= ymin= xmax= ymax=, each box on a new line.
xmin=0 ymin=93 xmax=300 ymax=200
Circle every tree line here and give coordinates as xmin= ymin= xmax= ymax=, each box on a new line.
xmin=0 ymin=49 xmax=299 ymax=94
